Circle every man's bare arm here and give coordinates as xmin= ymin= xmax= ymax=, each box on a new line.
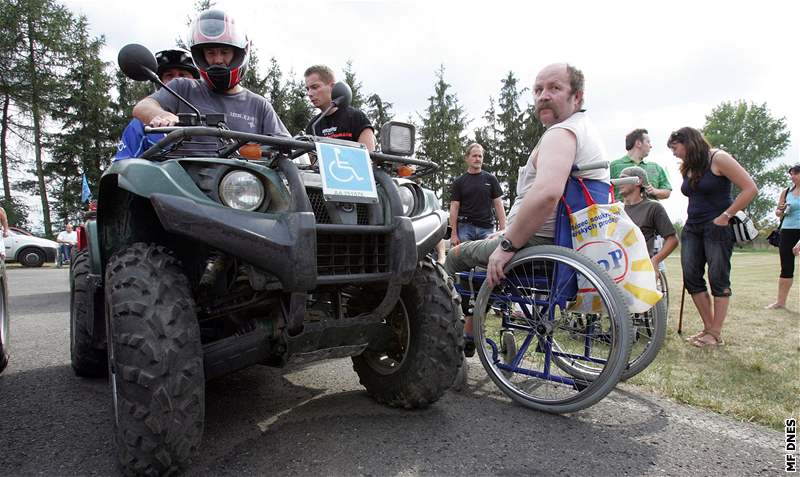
xmin=449 ymin=201 xmax=461 ymax=246
xmin=502 ymin=129 xmax=576 ymax=248
xmin=493 ymin=197 xmax=507 ymax=230
xmin=357 ymin=128 xmax=377 ymax=152
xmin=133 ymin=97 xmax=179 ymax=127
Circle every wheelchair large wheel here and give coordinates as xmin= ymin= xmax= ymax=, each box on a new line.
xmin=657 ymin=269 xmax=669 ymax=310
xmin=621 ymin=294 xmax=667 ymax=380
xmin=474 ymin=245 xmax=632 ymax=414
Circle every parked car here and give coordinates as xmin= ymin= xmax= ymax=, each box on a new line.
xmin=4 ymin=227 xmax=58 ymax=267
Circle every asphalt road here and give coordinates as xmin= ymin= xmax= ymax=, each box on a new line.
xmin=0 ymin=266 xmax=787 ymax=476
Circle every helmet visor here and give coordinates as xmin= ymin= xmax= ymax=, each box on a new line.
xmin=189 ymin=13 xmax=247 ymax=49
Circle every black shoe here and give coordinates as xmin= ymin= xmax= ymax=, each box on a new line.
xmin=463 ymin=336 xmax=475 ymax=357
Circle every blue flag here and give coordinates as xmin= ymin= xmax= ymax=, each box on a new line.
xmin=81 ymin=173 xmax=92 ymax=204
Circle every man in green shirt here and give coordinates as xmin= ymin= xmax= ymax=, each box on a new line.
xmin=610 ymin=128 xmax=671 ymax=201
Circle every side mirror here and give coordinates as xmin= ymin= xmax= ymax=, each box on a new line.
xmin=118 ymin=44 xmax=159 ymax=82
xmin=331 ymin=82 xmax=352 ymax=109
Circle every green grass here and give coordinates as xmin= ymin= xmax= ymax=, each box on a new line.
xmin=627 ymin=250 xmax=800 ymax=430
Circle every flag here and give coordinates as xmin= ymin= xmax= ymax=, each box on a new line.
xmin=81 ymin=173 xmax=92 ymax=204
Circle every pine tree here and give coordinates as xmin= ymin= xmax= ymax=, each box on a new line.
xmin=342 ymin=60 xmax=366 ymax=110
xmin=478 ymin=72 xmax=545 ymax=203
xmin=0 ymin=0 xmax=23 ymax=202
xmin=47 ymin=17 xmax=115 ymax=225
xmin=366 ymin=93 xmax=394 ymax=143
xmin=417 ymin=65 xmax=469 ymax=202
xmin=474 ymin=96 xmax=499 ymax=184
xmin=15 ymin=0 xmax=76 ymax=236
xmin=108 ymin=69 xmax=152 ymax=144
xmin=282 ymin=76 xmax=313 ymax=135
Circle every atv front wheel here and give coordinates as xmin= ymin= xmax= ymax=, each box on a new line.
xmin=105 ymin=243 xmax=204 ymax=475
xmin=353 ymin=260 xmax=463 ymax=408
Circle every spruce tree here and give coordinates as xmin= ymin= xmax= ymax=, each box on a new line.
xmin=48 ymin=17 xmax=115 ymax=225
xmin=15 ymin=0 xmax=76 ymax=236
xmin=417 ymin=65 xmax=468 ymax=202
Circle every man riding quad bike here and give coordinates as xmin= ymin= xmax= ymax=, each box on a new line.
xmin=70 ymin=44 xmax=462 ymax=475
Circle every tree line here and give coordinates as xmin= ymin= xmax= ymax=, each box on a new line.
xmin=0 ymin=0 xmax=792 ymax=237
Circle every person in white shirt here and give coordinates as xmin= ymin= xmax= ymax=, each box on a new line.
xmin=56 ymin=223 xmax=77 ymax=267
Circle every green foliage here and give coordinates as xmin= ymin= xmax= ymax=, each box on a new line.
xmin=11 ymin=0 xmax=79 ymax=236
xmin=474 ymin=97 xmax=498 ymax=179
xmin=476 ymin=72 xmax=545 ymax=203
xmin=366 ymin=93 xmax=393 ymax=143
xmin=417 ymin=65 xmax=468 ymax=202
xmin=240 ymin=47 xmax=267 ymax=97
xmin=282 ymin=77 xmax=313 ymax=135
xmin=47 ymin=16 xmax=115 ymax=225
xmin=702 ymin=100 xmax=791 ymax=226
xmin=0 ymin=196 xmax=30 ymax=229
xmin=343 ymin=60 xmax=366 ymax=110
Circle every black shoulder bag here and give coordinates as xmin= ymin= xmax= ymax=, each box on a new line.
xmin=767 ymin=186 xmax=793 ymax=247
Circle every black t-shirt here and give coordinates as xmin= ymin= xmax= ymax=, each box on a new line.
xmin=450 ymin=171 xmax=503 ymax=229
xmin=624 ymin=199 xmax=677 ymax=256
xmin=305 ymin=106 xmax=373 ymax=142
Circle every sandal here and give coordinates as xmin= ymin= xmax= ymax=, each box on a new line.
xmin=691 ymin=331 xmax=724 ymax=348
xmin=685 ymin=330 xmax=708 ymax=342
xmin=765 ymin=303 xmax=785 ymax=310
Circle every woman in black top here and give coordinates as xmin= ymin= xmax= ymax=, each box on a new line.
xmin=669 ymin=127 xmax=757 ymax=348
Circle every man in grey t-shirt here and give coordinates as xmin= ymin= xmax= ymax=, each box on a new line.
xmin=618 ymin=166 xmax=678 ymax=272
xmin=132 ymin=9 xmax=288 ymax=138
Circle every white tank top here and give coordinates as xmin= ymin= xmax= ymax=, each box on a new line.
xmin=507 ymin=111 xmax=609 ymax=237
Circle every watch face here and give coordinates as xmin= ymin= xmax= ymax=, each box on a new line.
xmin=501 ymin=238 xmax=514 ymax=252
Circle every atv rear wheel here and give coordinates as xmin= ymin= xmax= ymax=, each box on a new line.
xmin=352 ymin=260 xmax=463 ymax=408
xmin=105 ymin=243 xmax=204 ymax=475
xmin=70 ymin=249 xmax=107 ymax=377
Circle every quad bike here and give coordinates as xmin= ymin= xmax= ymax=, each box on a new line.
xmin=70 ymin=44 xmax=462 ymax=475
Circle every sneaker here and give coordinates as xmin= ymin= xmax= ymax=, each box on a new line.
xmin=463 ymin=335 xmax=475 ymax=357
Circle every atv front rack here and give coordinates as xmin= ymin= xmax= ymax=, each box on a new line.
xmin=143 ymin=126 xmax=438 ymax=178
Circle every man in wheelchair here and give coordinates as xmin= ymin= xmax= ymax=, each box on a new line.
xmin=444 ymin=63 xmax=609 ymax=356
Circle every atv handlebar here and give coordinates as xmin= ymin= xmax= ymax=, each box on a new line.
xmin=142 ymin=126 xmax=439 ymax=175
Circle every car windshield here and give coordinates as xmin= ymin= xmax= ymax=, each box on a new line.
xmin=10 ymin=229 xmax=32 ymax=236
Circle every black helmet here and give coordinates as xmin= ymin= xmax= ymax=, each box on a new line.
xmin=187 ymin=9 xmax=249 ymax=92
xmin=155 ymin=48 xmax=199 ymax=80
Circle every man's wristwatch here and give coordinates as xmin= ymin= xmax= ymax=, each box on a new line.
xmin=500 ymin=237 xmax=520 ymax=253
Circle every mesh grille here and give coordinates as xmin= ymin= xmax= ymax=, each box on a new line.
xmin=307 ymin=188 xmax=370 ymax=225
xmin=307 ymin=188 xmax=331 ymax=223
xmin=317 ymin=232 xmax=389 ymax=275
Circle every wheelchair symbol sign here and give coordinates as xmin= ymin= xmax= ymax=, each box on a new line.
xmin=316 ymin=142 xmax=378 ymax=203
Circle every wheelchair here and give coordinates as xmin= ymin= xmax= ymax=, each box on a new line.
xmin=453 ymin=166 xmax=666 ymax=412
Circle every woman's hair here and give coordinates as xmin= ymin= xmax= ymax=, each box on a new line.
xmin=789 ymin=164 xmax=800 ymax=174
xmin=667 ymin=127 xmax=712 ymax=189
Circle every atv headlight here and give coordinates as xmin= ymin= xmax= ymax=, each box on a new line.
xmin=219 ymin=171 xmax=265 ymax=211
xmin=379 ymin=121 xmax=415 ymax=156
xmin=397 ymin=184 xmax=416 ymax=216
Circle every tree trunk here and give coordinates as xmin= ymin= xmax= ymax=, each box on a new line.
xmin=27 ymin=15 xmax=51 ymax=236
xmin=0 ymin=92 xmax=10 ymax=199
